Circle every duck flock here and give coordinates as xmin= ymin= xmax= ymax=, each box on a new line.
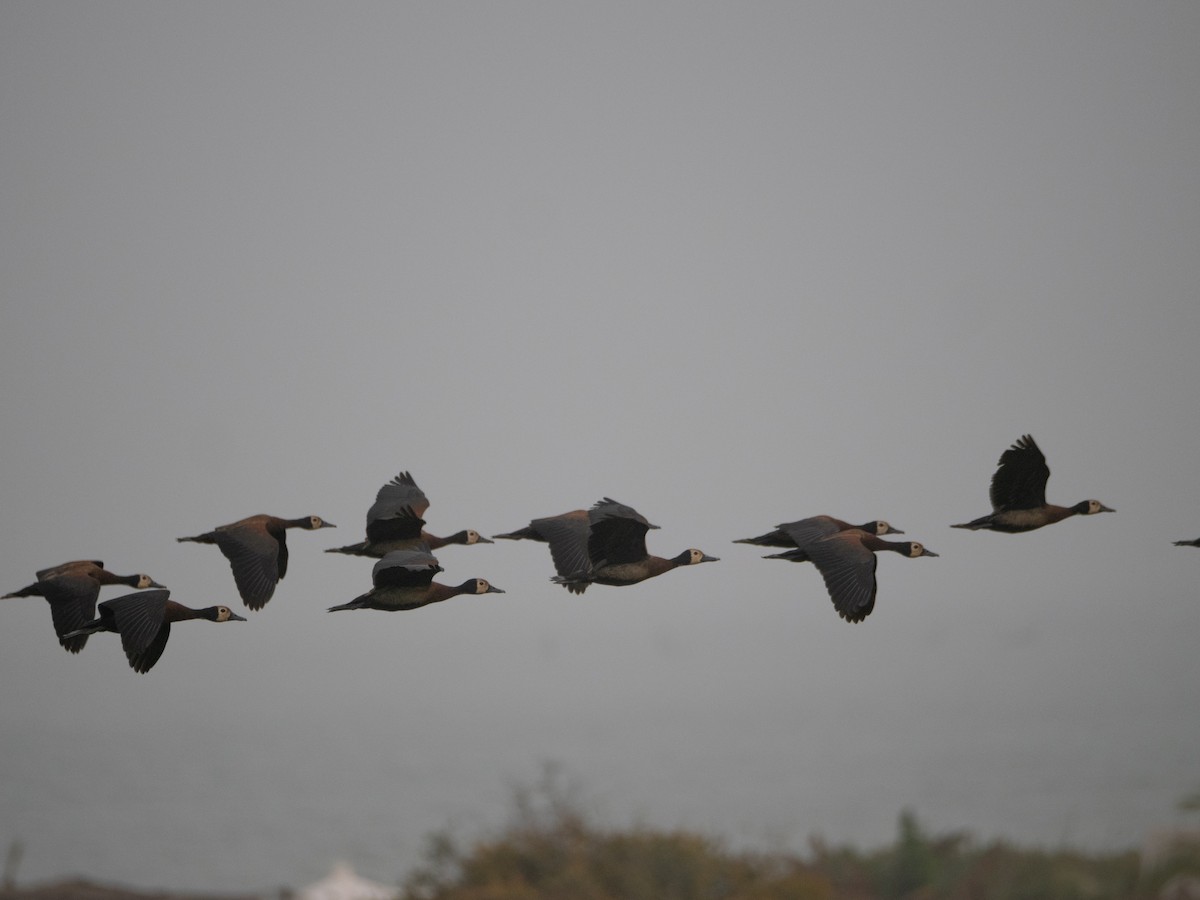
xmin=6 ymin=432 xmax=1175 ymax=674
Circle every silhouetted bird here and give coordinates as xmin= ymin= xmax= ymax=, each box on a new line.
xmin=64 ymin=589 xmax=245 ymax=673
xmin=328 ymin=546 xmax=503 ymax=611
xmin=177 ymin=514 xmax=334 ymax=610
xmin=736 ymin=515 xmax=903 ymax=562
xmin=3 ymin=560 xmax=166 ymax=653
xmin=497 ymin=498 xmax=716 ymax=592
xmin=952 ymin=434 xmax=1114 ymax=532
xmin=326 ymin=471 xmax=492 ymax=557
xmin=1173 ymin=538 xmax=1200 ymax=547
xmin=803 ymin=529 xmax=938 ymax=623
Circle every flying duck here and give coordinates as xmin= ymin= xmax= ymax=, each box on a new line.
xmin=327 ymin=546 xmax=503 ymax=611
xmin=326 ymin=471 xmax=492 ymax=558
xmin=804 ymin=529 xmax=938 ymax=623
xmin=177 ymin=514 xmax=334 ymax=610
xmin=952 ymin=434 xmax=1114 ymax=532
xmin=63 ymin=589 xmax=245 ymax=673
xmin=497 ymin=498 xmax=716 ymax=592
xmin=3 ymin=560 xmax=166 ymax=653
xmin=736 ymin=515 xmax=903 ymax=562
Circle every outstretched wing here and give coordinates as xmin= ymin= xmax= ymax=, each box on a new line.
xmin=40 ymin=574 xmax=103 ymax=653
xmin=372 ymin=548 xmax=442 ymax=589
xmin=779 ymin=516 xmax=842 ymax=548
xmin=530 ymin=512 xmax=593 ymax=582
xmin=364 ymin=472 xmax=429 ymax=545
xmin=214 ymin=530 xmax=280 ymax=610
xmin=805 ymin=534 xmax=878 ymax=623
xmin=587 ymin=498 xmax=653 ymax=567
xmin=990 ymin=434 xmax=1049 ymax=511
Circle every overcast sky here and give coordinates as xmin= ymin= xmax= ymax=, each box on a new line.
xmin=2 ymin=2 xmax=1199 ymax=893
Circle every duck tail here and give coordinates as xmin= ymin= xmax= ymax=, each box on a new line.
xmin=176 ymin=532 xmax=217 ymax=544
xmin=763 ymin=548 xmax=811 ymax=562
xmin=2 ymin=582 xmax=42 ymax=598
xmin=324 ymin=542 xmax=372 ymax=556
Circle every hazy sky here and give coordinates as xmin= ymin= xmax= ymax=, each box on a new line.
xmin=2 ymin=2 xmax=1199 ymax=893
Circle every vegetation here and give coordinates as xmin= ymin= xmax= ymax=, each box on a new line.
xmin=401 ymin=768 xmax=1198 ymax=900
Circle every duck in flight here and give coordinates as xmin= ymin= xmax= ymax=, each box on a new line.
xmin=178 ymin=514 xmax=334 ymax=610
xmin=496 ymin=498 xmax=717 ymax=592
xmin=63 ymin=589 xmax=245 ymax=673
xmin=328 ymin=545 xmax=503 ymax=612
xmin=735 ymin=515 xmax=903 ymax=563
xmin=952 ymin=434 xmax=1114 ymax=533
xmin=326 ymin=471 xmax=491 ymax=558
xmin=3 ymin=560 xmax=166 ymax=653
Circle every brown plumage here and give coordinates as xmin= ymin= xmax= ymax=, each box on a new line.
xmin=803 ymin=529 xmax=938 ymax=623
xmin=177 ymin=513 xmax=334 ymax=610
xmin=63 ymin=589 xmax=245 ymax=673
xmin=736 ymin=515 xmax=903 ymax=562
xmin=496 ymin=498 xmax=717 ymax=592
xmin=327 ymin=546 xmax=503 ymax=612
xmin=326 ymin=471 xmax=492 ymax=558
xmin=3 ymin=560 xmax=166 ymax=653
xmin=952 ymin=434 xmax=1114 ymax=532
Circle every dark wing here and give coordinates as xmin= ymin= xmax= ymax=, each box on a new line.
xmin=364 ymin=472 xmax=429 ymax=545
xmin=779 ymin=516 xmax=842 ymax=548
xmin=805 ymin=534 xmax=878 ymax=623
xmin=372 ymin=548 xmax=441 ymax=589
xmin=587 ymin=500 xmax=652 ymax=567
xmin=214 ymin=528 xmax=281 ymax=610
xmin=100 ymin=590 xmax=171 ymax=655
xmin=40 ymin=574 xmax=103 ymax=653
xmin=531 ymin=512 xmax=593 ymax=580
xmin=989 ymin=434 xmax=1049 ymax=511
xmin=127 ymin=623 xmax=171 ymax=673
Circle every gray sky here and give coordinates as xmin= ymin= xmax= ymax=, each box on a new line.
xmin=2 ymin=1 xmax=1199 ymax=893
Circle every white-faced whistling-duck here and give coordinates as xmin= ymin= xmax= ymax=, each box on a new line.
xmin=1173 ymin=538 xmax=1200 ymax=547
xmin=951 ymin=434 xmax=1115 ymax=533
xmin=803 ymin=529 xmax=939 ymax=623
xmin=177 ymin=514 xmax=335 ymax=610
xmin=494 ymin=498 xmax=717 ymax=592
xmin=326 ymin=471 xmax=492 ymax=558
xmin=327 ymin=546 xmax=504 ymax=612
xmin=3 ymin=560 xmax=166 ymax=653
xmin=735 ymin=515 xmax=904 ymax=563
xmin=63 ymin=589 xmax=245 ymax=673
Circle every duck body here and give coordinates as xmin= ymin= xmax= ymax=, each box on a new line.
xmin=327 ymin=471 xmax=491 ymax=558
xmin=511 ymin=498 xmax=716 ymax=591
xmin=178 ymin=513 xmax=334 ymax=610
xmin=328 ymin=547 xmax=503 ymax=612
xmin=560 ymin=549 xmax=718 ymax=588
xmin=63 ymin=589 xmax=245 ymax=673
xmin=1174 ymin=538 xmax=1200 ymax=547
xmin=3 ymin=560 xmax=166 ymax=653
xmin=805 ymin=529 xmax=938 ymax=623
xmin=951 ymin=434 xmax=1114 ymax=533
xmin=737 ymin=515 xmax=903 ymax=563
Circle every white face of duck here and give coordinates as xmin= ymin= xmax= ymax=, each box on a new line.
xmin=908 ymin=542 xmax=938 ymax=558
xmin=684 ymin=549 xmax=719 ymax=565
xmin=214 ymin=605 xmax=247 ymax=622
xmin=472 ymin=579 xmax=505 ymax=594
xmin=464 ymin=530 xmax=493 ymax=545
xmin=308 ymin=516 xmax=336 ymax=529
xmin=1083 ymin=500 xmax=1115 ymax=515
